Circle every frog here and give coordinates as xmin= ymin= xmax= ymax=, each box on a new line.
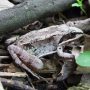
xmin=7 ymin=24 xmax=84 ymax=80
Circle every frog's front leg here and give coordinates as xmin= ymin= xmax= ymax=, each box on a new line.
xmin=56 ymin=32 xmax=84 ymax=81
xmin=57 ymin=46 xmax=77 ymax=81
xmin=7 ymin=45 xmax=43 ymax=79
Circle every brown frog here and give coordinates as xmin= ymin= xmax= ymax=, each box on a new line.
xmin=7 ymin=24 xmax=84 ymax=80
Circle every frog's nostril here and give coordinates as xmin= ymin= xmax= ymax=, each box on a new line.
xmin=57 ymin=47 xmax=61 ymax=50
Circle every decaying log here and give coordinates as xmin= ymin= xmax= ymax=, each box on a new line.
xmin=0 ymin=78 xmax=35 ymax=90
xmin=0 ymin=0 xmax=75 ymax=35
xmin=0 ymin=72 xmax=27 ymax=77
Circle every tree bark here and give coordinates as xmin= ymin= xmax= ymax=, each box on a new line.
xmin=0 ymin=0 xmax=75 ymax=35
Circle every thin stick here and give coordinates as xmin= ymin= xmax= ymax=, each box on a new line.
xmin=0 ymin=72 xmax=27 ymax=77
xmin=0 ymin=56 xmax=9 ymax=59
xmin=26 ymin=75 xmax=35 ymax=89
xmin=0 ymin=64 xmax=10 ymax=68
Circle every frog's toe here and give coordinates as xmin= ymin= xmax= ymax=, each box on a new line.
xmin=57 ymin=73 xmax=69 ymax=81
xmin=31 ymin=58 xmax=44 ymax=70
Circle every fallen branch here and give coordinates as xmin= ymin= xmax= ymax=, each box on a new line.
xmin=0 ymin=0 xmax=75 ymax=35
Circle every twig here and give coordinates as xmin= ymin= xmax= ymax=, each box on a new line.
xmin=26 ymin=75 xmax=35 ymax=89
xmin=0 ymin=56 xmax=9 ymax=59
xmin=0 ymin=72 xmax=27 ymax=77
xmin=0 ymin=64 xmax=10 ymax=68
xmin=33 ymin=78 xmax=54 ymax=84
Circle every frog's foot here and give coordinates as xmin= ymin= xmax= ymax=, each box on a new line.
xmin=7 ymin=44 xmax=43 ymax=79
xmin=57 ymin=60 xmax=77 ymax=81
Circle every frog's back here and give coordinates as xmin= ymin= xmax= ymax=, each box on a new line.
xmin=18 ymin=25 xmax=76 ymax=44
xmin=17 ymin=25 xmax=83 ymax=57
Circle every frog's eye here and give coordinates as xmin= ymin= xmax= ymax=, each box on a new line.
xmin=59 ymin=47 xmax=61 ymax=49
xmin=58 ymin=47 xmax=62 ymax=50
xmin=70 ymin=31 xmax=76 ymax=36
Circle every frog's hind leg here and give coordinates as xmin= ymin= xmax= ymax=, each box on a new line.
xmin=7 ymin=44 xmax=40 ymax=79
